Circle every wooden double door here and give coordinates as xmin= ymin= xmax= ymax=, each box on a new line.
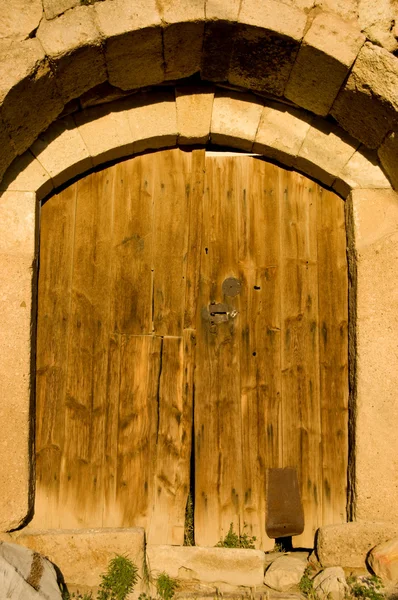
xmin=34 ymin=149 xmax=348 ymax=548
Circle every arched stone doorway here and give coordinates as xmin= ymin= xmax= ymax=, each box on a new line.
xmin=0 ymin=0 xmax=397 ymax=541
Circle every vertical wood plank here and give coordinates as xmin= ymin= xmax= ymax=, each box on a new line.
xmin=184 ymin=149 xmax=206 ymax=329
xmin=34 ymin=185 xmax=77 ymax=529
xmin=317 ymin=188 xmax=348 ymax=526
xmin=59 ymin=167 xmax=114 ymax=528
xmin=152 ymin=149 xmax=192 ymax=337
xmin=194 ymin=156 xmax=243 ymax=546
xmin=148 ymin=331 xmax=195 ymax=544
xmin=237 ymin=158 xmax=282 ymax=550
xmin=117 ymin=334 xmax=161 ymax=529
xmin=112 ymin=157 xmax=153 ymax=335
xmin=279 ymin=171 xmax=322 ymax=547
xmin=102 ymin=332 xmax=121 ymax=527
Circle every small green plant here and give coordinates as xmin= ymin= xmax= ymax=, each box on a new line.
xmin=347 ymin=576 xmax=385 ymax=600
xmin=63 ymin=555 xmax=138 ymax=600
xmin=138 ymin=572 xmax=179 ymax=600
xmin=97 ymin=555 xmax=139 ymax=600
xmin=155 ymin=572 xmax=179 ymax=600
xmin=215 ymin=522 xmax=256 ymax=549
xmin=299 ymin=566 xmax=316 ymax=600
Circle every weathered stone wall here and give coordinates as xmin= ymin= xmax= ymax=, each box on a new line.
xmin=0 ymin=0 xmax=397 ymax=536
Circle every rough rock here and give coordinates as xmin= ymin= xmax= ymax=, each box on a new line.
xmin=285 ymin=12 xmax=365 ymax=116
xmin=317 ymin=523 xmax=398 ymax=569
xmin=147 ymin=545 xmax=265 ymax=587
xmin=43 ymin=0 xmax=79 ymax=20
xmin=368 ymin=539 xmax=398 ymax=582
xmin=0 ymin=0 xmax=43 ymax=41
xmin=0 ymin=38 xmax=64 ymax=155
xmin=229 ymin=0 xmax=306 ymax=95
xmin=313 ymin=567 xmax=348 ymax=600
xmin=0 ymin=541 xmax=62 ymax=599
xmin=358 ymin=0 xmax=398 ymax=53
xmin=331 ymin=43 xmax=398 ymax=148
xmin=37 ymin=6 xmax=107 ymax=104
xmin=164 ymin=22 xmax=204 ymax=80
xmin=263 ymin=555 xmax=307 ymax=591
xmin=95 ymin=0 xmax=164 ymax=91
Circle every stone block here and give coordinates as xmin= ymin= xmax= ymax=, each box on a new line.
xmin=368 ymin=539 xmax=398 ymax=583
xmin=205 ymin=0 xmax=241 ymax=20
xmin=0 ymin=191 xmax=36 ymax=532
xmin=263 ymin=555 xmax=307 ymax=591
xmin=313 ymin=567 xmax=347 ymax=600
xmin=285 ymin=13 xmax=365 ymax=116
xmin=37 ymin=6 xmax=107 ymax=104
xmin=295 ymin=118 xmax=359 ymax=186
xmin=201 ymin=21 xmax=237 ymax=82
xmin=43 ymin=0 xmax=79 ymax=20
xmin=333 ymin=146 xmax=391 ymax=198
xmin=164 ymin=22 xmax=204 ymax=80
xmin=16 ymin=528 xmax=145 ymax=589
xmin=239 ymin=0 xmax=306 ymax=40
xmin=378 ymin=130 xmax=398 ymax=191
xmin=348 ymin=189 xmax=398 ymax=524
xmin=211 ymin=90 xmax=263 ymax=151
xmin=146 ymin=545 xmax=265 ymax=587
xmin=95 ymin=0 xmax=163 ymax=90
xmin=253 ymin=101 xmax=312 ymax=166
xmin=317 ymin=522 xmax=398 ymax=569
xmin=228 ymin=0 xmax=306 ymax=95
xmin=331 ymin=43 xmax=398 ymax=148
xmin=0 ymin=152 xmax=53 ymax=200
xmin=0 ymin=39 xmax=64 ymax=155
xmin=318 ymin=0 xmax=358 ymax=21
xmin=0 ymin=120 xmax=17 ymax=181
xmin=176 ymin=86 xmax=214 ymax=144
xmin=31 ymin=116 xmax=93 ymax=188
xmin=159 ymin=0 xmax=205 ymax=23
xmin=125 ymin=91 xmax=178 ymax=154
xmin=0 ymin=0 xmax=42 ymax=41
xmin=163 ymin=11 xmax=206 ymax=85
xmin=74 ymin=99 xmax=135 ymax=166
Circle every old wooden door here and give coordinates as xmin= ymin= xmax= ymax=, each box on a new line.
xmin=34 ymin=149 xmax=348 ymax=548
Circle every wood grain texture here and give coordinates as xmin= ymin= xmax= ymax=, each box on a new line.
xmin=279 ymin=172 xmax=322 ymax=547
xmin=317 ymin=188 xmax=348 ymax=527
xmin=237 ymin=158 xmax=282 ymax=551
xmin=34 ymin=184 xmax=77 ymax=529
xmin=194 ymin=157 xmax=243 ymax=546
xmin=35 ymin=150 xmax=348 ymax=546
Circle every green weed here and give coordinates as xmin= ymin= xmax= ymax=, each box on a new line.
xmin=215 ymin=522 xmax=256 ymax=549
xmin=347 ymin=576 xmax=385 ymax=600
xmin=299 ymin=567 xmax=316 ymax=600
xmin=62 ymin=555 xmax=138 ymax=600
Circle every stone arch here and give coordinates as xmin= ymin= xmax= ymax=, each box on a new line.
xmin=0 ymin=0 xmax=397 ymax=535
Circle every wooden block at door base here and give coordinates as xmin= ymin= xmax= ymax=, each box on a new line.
xmin=266 ymin=468 xmax=305 ymax=539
